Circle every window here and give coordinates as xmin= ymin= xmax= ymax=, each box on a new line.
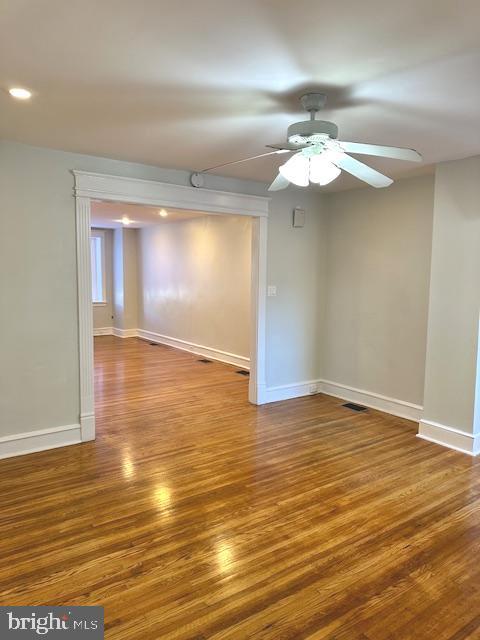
xmin=90 ymin=231 xmax=106 ymax=304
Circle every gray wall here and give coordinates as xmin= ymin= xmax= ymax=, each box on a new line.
xmin=423 ymin=157 xmax=480 ymax=433
xmin=266 ymin=188 xmax=327 ymax=387
xmin=0 ymin=140 xmax=326 ymax=438
xmin=7 ymin=136 xmax=470 ymax=445
xmin=138 ymin=215 xmax=251 ymax=358
xmin=0 ymin=144 xmax=79 ymax=433
xmin=322 ymin=175 xmax=434 ymax=406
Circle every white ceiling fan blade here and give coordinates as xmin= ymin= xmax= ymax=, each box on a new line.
xmin=337 ymin=141 xmax=422 ymax=163
xmin=199 ymin=149 xmax=290 ymax=173
xmin=267 ymin=142 xmax=311 ymax=151
xmin=268 ymin=173 xmax=290 ymax=191
xmin=333 ymin=152 xmax=393 ymax=188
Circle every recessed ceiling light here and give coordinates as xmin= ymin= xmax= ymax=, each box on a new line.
xmin=114 ymin=216 xmax=134 ymax=226
xmin=159 ymin=209 xmax=168 ymax=218
xmin=9 ymin=87 xmax=32 ymax=100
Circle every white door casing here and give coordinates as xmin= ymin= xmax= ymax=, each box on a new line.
xmin=73 ymin=171 xmax=270 ymax=441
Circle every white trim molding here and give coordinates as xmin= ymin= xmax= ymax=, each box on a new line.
xmin=93 ymin=327 xmax=250 ymax=368
xmin=264 ymin=378 xmax=423 ymax=422
xmin=417 ymin=419 xmax=480 ymax=456
xmin=73 ymin=170 xmax=270 ymax=446
xmin=248 ymin=216 xmax=267 ymax=404
xmin=264 ymin=380 xmax=320 ymax=403
xmin=75 ymin=195 xmax=96 ymax=442
xmin=73 ymin=171 xmax=269 ymax=217
xmin=137 ymin=329 xmax=250 ymax=369
xmin=113 ymin=327 xmax=138 ymax=339
xmin=320 ymin=380 xmax=423 ymax=422
xmin=93 ymin=326 xmax=113 ymax=336
xmin=93 ymin=327 xmax=137 ymax=338
xmin=0 ymin=425 xmax=82 ymax=460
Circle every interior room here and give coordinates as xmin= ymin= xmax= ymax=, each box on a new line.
xmin=90 ymin=201 xmax=253 ymax=401
xmin=1 ymin=1 xmax=480 ymax=638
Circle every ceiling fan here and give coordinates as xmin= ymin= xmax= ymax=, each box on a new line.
xmin=191 ymin=92 xmax=422 ymax=190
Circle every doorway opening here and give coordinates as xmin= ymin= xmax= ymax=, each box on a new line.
xmin=90 ymin=202 xmax=253 ymax=409
xmin=73 ymin=171 xmax=269 ymax=442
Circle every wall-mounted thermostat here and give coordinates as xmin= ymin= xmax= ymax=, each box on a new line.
xmin=293 ymin=207 xmax=305 ymax=228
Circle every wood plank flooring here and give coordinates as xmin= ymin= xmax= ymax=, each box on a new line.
xmin=1 ymin=335 xmax=480 ymax=639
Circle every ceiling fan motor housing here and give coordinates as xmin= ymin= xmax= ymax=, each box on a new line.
xmin=287 ymin=119 xmax=338 ymax=142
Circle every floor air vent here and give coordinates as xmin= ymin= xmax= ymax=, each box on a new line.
xmin=198 ymin=358 xmax=212 ymax=364
xmin=343 ymin=402 xmax=367 ymax=412
xmin=236 ymin=370 xmax=250 ymax=376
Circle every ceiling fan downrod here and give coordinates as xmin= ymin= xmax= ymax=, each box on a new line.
xmin=300 ymin=93 xmax=327 ymax=120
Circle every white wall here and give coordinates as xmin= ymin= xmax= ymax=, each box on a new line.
xmin=422 ymin=157 xmax=480 ymax=436
xmin=0 ymin=140 xmax=326 ymax=439
xmin=92 ymin=228 xmax=113 ymax=329
xmin=123 ymin=228 xmax=139 ymax=331
xmin=138 ymin=215 xmax=251 ymax=359
xmin=322 ymin=175 xmax=434 ymax=406
xmin=112 ymin=228 xmax=124 ymax=329
xmin=113 ymin=227 xmax=138 ymax=331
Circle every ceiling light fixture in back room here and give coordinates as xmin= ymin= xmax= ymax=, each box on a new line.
xmin=8 ymin=87 xmax=32 ymax=99
xmin=113 ymin=216 xmax=135 ymax=226
xmin=191 ymin=92 xmax=422 ymax=191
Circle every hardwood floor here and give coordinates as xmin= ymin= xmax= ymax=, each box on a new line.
xmin=1 ymin=336 xmax=480 ymax=639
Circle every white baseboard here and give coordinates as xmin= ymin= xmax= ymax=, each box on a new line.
xmin=0 ymin=424 xmax=82 ymax=460
xmin=93 ymin=327 xmax=137 ymax=338
xmin=113 ymin=327 xmax=138 ymax=339
xmin=320 ymin=379 xmax=423 ymax=422
xmin=264 ymin=378 xmax=423 ymax=423
xmin=417 ymin=419 xmax=480 ymax=456
xmin=95 ymin=327 xmax=250 ymax=369
xmin=137 ymin=329 xmax=250 ymax=369
xmin=250 ymin=382 xmax=267 ymax=405
xmin=264 ymin=380 xmax=321 ymax=403
xmin=80 ymin=413 xmax=95 ymax=442
xmin=93 ymin=326 xmax=113 ymax=336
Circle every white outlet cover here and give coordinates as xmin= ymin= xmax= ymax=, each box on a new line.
xmin=267 ymin=285 xmax=277 ymax=297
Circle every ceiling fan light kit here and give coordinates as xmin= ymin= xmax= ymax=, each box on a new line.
xmin=192 ymin=92 xmax=422 ymax=192
xmin=308 ymin=153 xmax=341 ymax=186
xmin=279 ymin=147 xmax=341 ymax=187
xmin=279 ymin=153 xmax=309 ymax=186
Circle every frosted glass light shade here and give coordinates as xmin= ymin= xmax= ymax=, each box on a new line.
xmin=309 ymin=155 xmax=341 ymax=185
xmin=279 ymin=153 xmax=309 ymax=187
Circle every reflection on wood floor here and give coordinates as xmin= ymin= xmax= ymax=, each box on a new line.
xmin=1 ymin=336 xmax=479 ymax=639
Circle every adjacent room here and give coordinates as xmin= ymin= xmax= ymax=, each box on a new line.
xmin=1 ymin=1 xmax=480 ymax=638
xmin=90 ymin=200 xmax=253 ymax=410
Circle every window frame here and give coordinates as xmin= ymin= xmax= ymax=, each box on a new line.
xmin=90 ymin=229 xmax=107 ymax=306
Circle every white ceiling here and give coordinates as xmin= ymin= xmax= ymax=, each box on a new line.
xmin=91 ymin=201 xmax=207 ymax=228
xmin=1 ymin=0 xmax=480 ymax=191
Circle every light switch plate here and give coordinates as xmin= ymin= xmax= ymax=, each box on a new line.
xmin=293 ymin=207 xmax=305 ymax=228
xmin=267 ymin=285 xmax=277 ymax=297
